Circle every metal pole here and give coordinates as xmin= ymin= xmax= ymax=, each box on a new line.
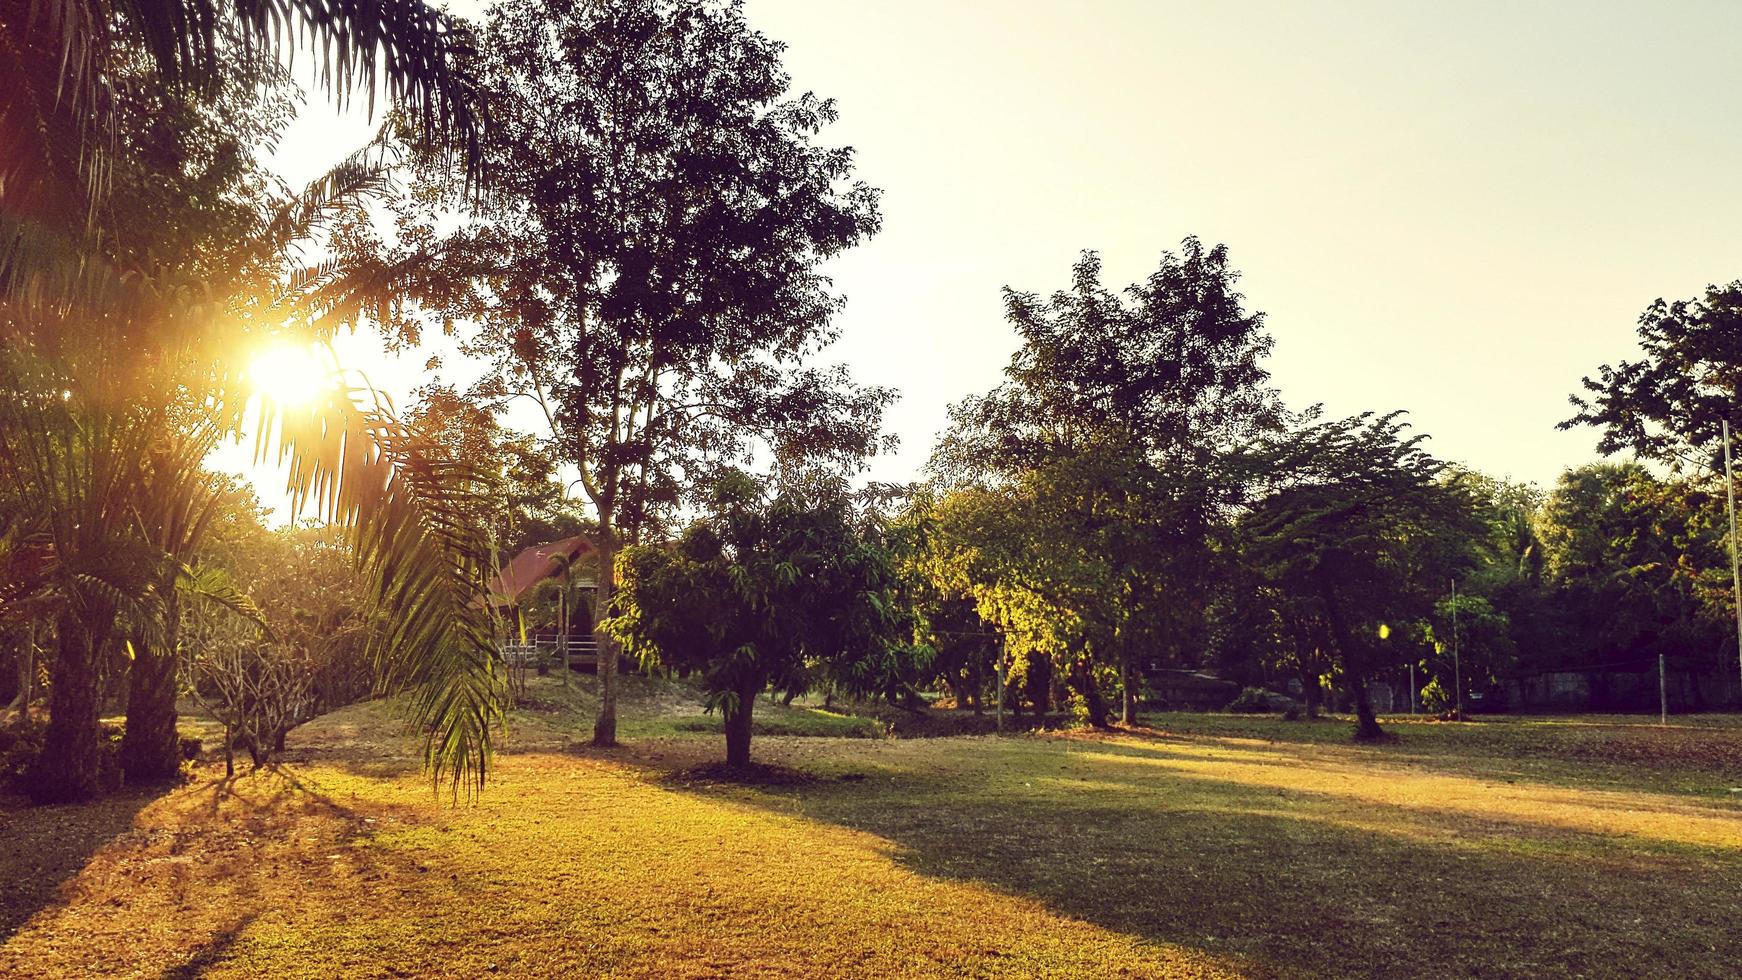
xmin=1659 ymin=652 xmax=1667 ymax=727
xmin=1451 ymin=579 xmax=1462 ymax=720
xmin=1724 ymin=420 xmax=1742 ymax=704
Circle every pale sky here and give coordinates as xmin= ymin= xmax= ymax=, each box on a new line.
xmin=216 ymin=0 xmax=1742 ymax=520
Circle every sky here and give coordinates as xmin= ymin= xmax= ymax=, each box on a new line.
xmin=215 ymin=0 xmax=1742 ymax=521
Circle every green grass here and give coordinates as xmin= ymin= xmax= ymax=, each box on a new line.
xmin=6 ymin=679 xmax=1742 ymax=978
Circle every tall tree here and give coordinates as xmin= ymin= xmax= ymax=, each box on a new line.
xmin=360 ymin=0 xmax=888 ymax=746
xmin=1564 ymin=282 xmax=1742 ymax=472
xmin=934 ymin=241 xmax=1283 ymax=722
xmin=1240 ymin=412 xmax=1484 ymax=739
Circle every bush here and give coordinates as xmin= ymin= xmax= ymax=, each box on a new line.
xmin=1282 ymin=705 xmax=1302 ymax=721
xmin=1420 ymin=677 xmax=1451 ymax=714
xmin=179 ymin=736 xmax=203 ymax=761
xmin=1065 ymin=691 xmax=1091 ymax=726
xmin=96 ymin=723 xmax=125 ymax=792
xmin=0 ymin=720 xmax=45 ymax=790
xmin=1226 ymin=687 xmax=1274 ymax=713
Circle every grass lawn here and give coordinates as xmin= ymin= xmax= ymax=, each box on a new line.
xmin=5 ymin=679 xmax=1742 ymax=978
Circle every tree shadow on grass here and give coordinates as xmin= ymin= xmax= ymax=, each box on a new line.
xmin=0 ymin=761 xmax=450 ymax=977
xmin=0 ymin=784 xmax=173 ymax=941
xmin=652 ymin=734 xmax=1742 ymax=979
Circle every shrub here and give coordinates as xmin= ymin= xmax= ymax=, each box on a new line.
xmin=0 ymin=720 xmax=45 ymax=790
xmin=1420 ymin=677 xmax=1451 ymax=714
xmin=5 ymin=721 xmax=126 ymax=796
xmin=96 ymin=724 xmax=124 ymax=793
xmin=1226 ymin=687 xmax=1274 ymax=713
xmin=179 ymin=736 xmax=203 ymax=761
xmin=1065 ymin=691 xmax=1091 ymax=727
xmin=1282 ymin=705 xmax=1302 ymax=721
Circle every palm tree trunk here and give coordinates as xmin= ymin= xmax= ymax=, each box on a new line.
xmin=121 ymin=639 xmax=181 ymax=783
xmin=592 ymin=533 xmax=619 ymax=747
xmin=30 ymin=610 xmax=106 ymax=803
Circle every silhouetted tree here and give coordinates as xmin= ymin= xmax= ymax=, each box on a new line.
xmin=1564 ymin=282 xmax=1742 ymax=472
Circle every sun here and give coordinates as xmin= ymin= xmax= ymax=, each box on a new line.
xmin=248 ymin=343 xmax=332 ymax=407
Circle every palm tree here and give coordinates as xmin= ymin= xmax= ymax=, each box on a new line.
xmin=0 ymin=41 xmax=501 ymax=802
xmin=0 ymin=0 xmax=484 ymax=302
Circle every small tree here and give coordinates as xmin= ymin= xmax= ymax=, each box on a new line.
xmin=608 ymin=473 xmax=907 ymax=767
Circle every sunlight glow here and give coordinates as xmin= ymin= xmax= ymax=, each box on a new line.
xmin=249 ymin=343 xmax=332 ymax=407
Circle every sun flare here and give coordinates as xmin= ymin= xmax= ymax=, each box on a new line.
xmin=249 ymin=343 xmax=331 ymax=407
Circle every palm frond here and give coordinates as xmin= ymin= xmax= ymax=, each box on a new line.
xmin=0 ymin=0 xmax=484 ymax=302
xmin=263 ymin=384 xmax=502 ymax=795
xmin=176 ymin=563 xmax=271 ymax=636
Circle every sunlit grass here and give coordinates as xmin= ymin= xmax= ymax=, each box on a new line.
xmin=6 ymin=682 xmax=1742 ymax=978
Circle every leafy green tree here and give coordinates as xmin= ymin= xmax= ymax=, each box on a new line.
xmin=1564 ymin=283 xmax=1741 ymax=471
xmin=921 ymin=453 xmax=1179 ymax=728
xmin=1240 ymin=412 xmax=1485 ymax=739
xmin=885 ymin=491 xmax=1002 ymax=713
xmin=1533 ymin=463 xmax=1732 ymax=690
xmin=608 ymin=473 xmax=908 ymax=767
xmin=358 ymin=0 xmax=888 ymax=747
xmin=934 ymin=241 xmax=1282 ymax=722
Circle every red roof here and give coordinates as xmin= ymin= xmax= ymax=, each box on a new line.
xmin=488 ymin=535 xmax=593 ymax=605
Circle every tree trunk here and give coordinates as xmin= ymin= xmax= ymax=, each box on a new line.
xmin=122 ymin=588 xmax=182 ymax=784
xmin=30 ymin=612 xmax=106 ymax=803
xmin=1318 ymin=583 xmax=1385 ymax=741
xmin=1027 ymin=652 xmax=1051 ymax=715
xmin=6 ymin=623 xmax=33 ymax=716
xmin=1120 ymin=659 xmax=1139 ymax=725
xmin=724 ymin=677 xmax=757 ymax=768
xmin=121 ymin=638 xmax=181 ymax=783
xmin=223 ymin=721 xmax=235 ymax=780
xmin=1347 ymin=662 xmax=1384 ymax=740
xmin=592 ymin=534 xmax=619 ymax=747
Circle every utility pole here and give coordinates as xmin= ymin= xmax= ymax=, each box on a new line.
xmin=1659 ymin=653 xmax=1667 ymax=727
xmin=1725 ymin=420 xmax=1742 ymax=704
xmin=1451 ymin=579 xmax=1463 ymax=721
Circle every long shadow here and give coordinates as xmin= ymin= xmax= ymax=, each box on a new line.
xmin=0 ymin=784 xmax=174 ymax=940
xmin=156 ymin=911 xmax=260 ymax=979
xmin=652 ymin=736 xmax=1742 ymax=979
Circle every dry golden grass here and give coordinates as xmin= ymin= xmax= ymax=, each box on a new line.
xmin=5 ymin=684 xmax=1742 ymax=978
